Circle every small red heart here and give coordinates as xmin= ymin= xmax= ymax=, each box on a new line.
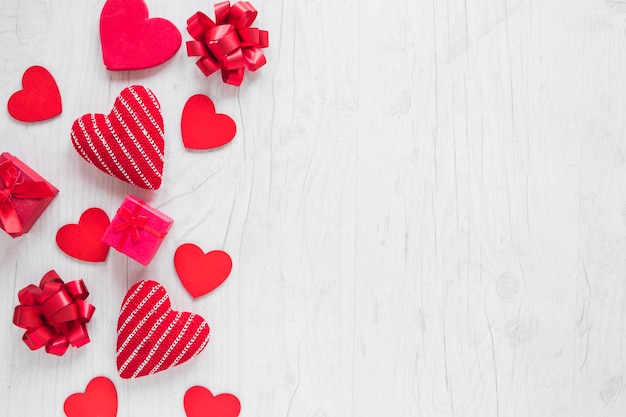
xmin=184 ymin=386 xmax=241 ymax=417
xmin=56 ymin=208 xmax=111 ymax=262
xmin=181 ymin=95 xmax=237 ymax=150
xmin=100 ymin=0 xmax=182 ymax=70
xmin=7 ymin=66 xmax=62 ymax=122
xmin=174 ymin=244 xmax=233 ymax=298
xmin=63 ymin=376 xmax=118 ymax=417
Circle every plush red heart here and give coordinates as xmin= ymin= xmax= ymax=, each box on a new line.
xmin=7 ymin=66 xmax=62 ymax=122
xmin=56 ymin=208 xmax=111 ymax=262
xmin=117 ymin=280 xmax=210 ymax=379
xmin=181 ymin=95 xmax=237 ymax=150
xmin=174 ymin=244 xmax=233 ymax=298
xmin=63 ymin=376 xmax=118 ymax=417
xmin=70 ymin=85 xmax=164 ymax=190
xmin=100 ymin=0 xmax=181 ymax=71
xmin=184 ymin=386 xmax=241 ymax=417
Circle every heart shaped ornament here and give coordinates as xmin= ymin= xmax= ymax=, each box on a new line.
xmin=175 ymin=244 xmax=233 ymax=298
xmin=70 ymin=85 xmax=164 ymax=190
xmin=117 ymin=280 xmax=210 ymax=379
xmin=100 ymin=0 xmax=182 ymax=70
xmin=181 ymin=94 xmax=237 ymax=150
xmin=8 ymin=66 xmax=62 ymax=122
xmin=63 ymin=376 xmax=117 ymax=417
xmin=56 ymin=208 xmax=111 ymax=262
xmin=184 ymin=386 xmax=241 ymax=417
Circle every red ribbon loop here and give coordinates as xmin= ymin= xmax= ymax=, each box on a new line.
xmin=0 ymin=160 xmax=57 ymax=234
xmin=113 ymin=206 xmax=149 ymax=243
xmin=112 ymin=205 xmax=166 ymax=250
xmin=186 ymin=1 xmax=269 ymax=86
xmin=12 ymin=270 xmax=95 ymax=356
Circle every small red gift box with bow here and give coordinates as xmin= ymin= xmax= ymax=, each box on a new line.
xmin=0 ymin=152 xmax=59 ymax=238
xmin=102 ymin=195 xmax=173 ymax=265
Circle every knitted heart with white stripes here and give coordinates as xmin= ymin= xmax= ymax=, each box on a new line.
xmin=70 ymin=85 xmax=164 ymax=190
xmin=116 ymin=280 xmax=210 ymax=379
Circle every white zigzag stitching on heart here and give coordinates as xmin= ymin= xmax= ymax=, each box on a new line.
xmin=143 ymin=88 xmax=165 ymax=135
xmin=132 ymin=311 xmax=183 ymax=377
xmin=170 ymin=321 xmax=210 ymax=368
xmin=76 ymin=117 xmax=116 ymax=177
xmin=90 ymin=114 xmax=137 ymax=185
xmin=117 ymin=293 xmax=169 ymax=357
xmin=110 ymin=104 xmax=160 ymax=183
xmin=118 ymin=301 xmax=172 ymax=374
xmin=117 ymin=283 xmax=159 ymax=336
xmin=128 ymin=86 xmax=165 ymax=157
xmin=146 ymin=315 xmax=196 ymax=375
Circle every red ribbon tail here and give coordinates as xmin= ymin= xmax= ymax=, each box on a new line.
xmin=243 ymin=46 xmax=266 ymax=71
xmin=23 ymin=326 xmax=56 ymax=351
xmin=197 ymin=57 xmax=221 ymax=76
xmin=222 ymin=67 xmax=245 ymax=86
xmin=45 ymin=335 xmax=70 ymax=356
xmin=0 ymin=199 xmax=23 ymax=234
xmin=66 ymin=321 xmax=91 ymax=348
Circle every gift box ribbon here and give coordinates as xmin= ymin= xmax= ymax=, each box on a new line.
xmin=186 ymin=1 xmax=269 ymax=86
xmin=0 ymin=160 xmax=57 ymax=234
xmin=12 ymin=270 xmax=95 ymax=356
xmin=113 ymin=204 xmax=166 ymax=248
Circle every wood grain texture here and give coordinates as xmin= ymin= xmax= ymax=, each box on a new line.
xmin=1 ymin=0 xmax=626 ymax=415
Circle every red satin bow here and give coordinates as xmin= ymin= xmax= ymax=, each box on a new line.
xmin=186 ymin=1 xmax=269 ymax=86
xmin=0 ymin=160 xmax=56 ymax=234
xmin=113 ymin=206 xmax=164 ymax=246
xmin=12 ymin=270 xmax=95 ymax=356
xmin=114 ymin=206 xmax=149 ymax=243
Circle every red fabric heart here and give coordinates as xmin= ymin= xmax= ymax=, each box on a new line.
xmin=63 ymin=376 xmax=118 ymax=417
xmin=70 ymin=85 xmax=164 ymax=190
xmin=184 ymin=386 xmax=241 ymax=417
xmin=117 ymin=280 xmax=210 ymax=379
xmin=100 ymin=0 xmax=182 ymax=70
xmin=174 ymin=244 xmax=233 ymax=298
xmin=181 ymin=95 xmax=237 ymax=149
xmin=56 ymin=208 xmax=111 ymax=262
xmin=7 ymin=66 xmax=62 ymax=122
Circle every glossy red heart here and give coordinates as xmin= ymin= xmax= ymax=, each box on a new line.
xmin=184 ymin=386 xmax=241 ymax=417
xmin=56 ymin=208 xmax=110 ymax=262
xmin=181 ymin=95 xmax=237 ymax=149
xmin=100 ymin=0 xmax=182 ymax=70
xmin=7 ymin=66 xmax=62 ymax=122
xmin=174 ymin=244 xmax=233 ymax=298
xmin=117 ymin=280 xmax=210 ymax=378
xmin=63 ymin=376 xmax=117 ymax=417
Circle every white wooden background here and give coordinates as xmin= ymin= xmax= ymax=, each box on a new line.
xmin=1 ymin=0 xmax=626 ymax=415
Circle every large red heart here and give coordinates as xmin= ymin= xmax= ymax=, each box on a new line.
xmin=184 ymin=386 xmax=241 ymax=417
xmin=7 ymin=66 xmax=62 ymax=122
xmin=174 ymin=244 xmax=233 ymax=298
xmin=117 ymin=280 xmax=210 ymax=379
xmin=181 ymin=95 xmax=237 ymax=150
xmin=70 ymin=85 xmax=164 ymax=190
xmin=56 ymin=208 xmax=111 ymax=262
xmin=63 ymin=376 xmax=118 ymax=417
xmin=100 ymin=0 xmax=182 ymax=70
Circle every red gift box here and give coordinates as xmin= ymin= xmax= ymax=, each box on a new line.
xmin=0 ymin=152 xmax=59 ymax=238
xmin=102 ymin=195 xmax=173 ymax=265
